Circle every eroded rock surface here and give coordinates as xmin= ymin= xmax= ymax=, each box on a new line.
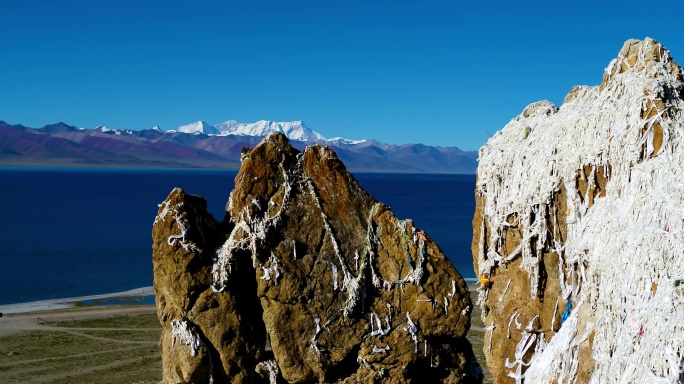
xmin=473 ymin=38 xmax=684 ymax=383
xmin=153 ymin=132 xmax=480 ymax=383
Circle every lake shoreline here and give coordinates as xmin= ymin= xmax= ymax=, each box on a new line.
xmin=0 ymin=280 xmax=478 ymax=315
xmin=0 ymin=286 xmax=154 ymax=315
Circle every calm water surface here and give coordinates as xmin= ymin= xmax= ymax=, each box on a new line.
xmin=0 ymin=168 xmax=475 ymax=305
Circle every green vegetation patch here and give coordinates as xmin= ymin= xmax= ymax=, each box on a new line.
xmin=0 ymin=331 xmax=115 ymax=363
xmin=0 ymin=314 xmax=162 ymax=384
xmin=78 ymin=329 xmax=161 ymax=342
xmin=54 ymin=313 xmax=160 ymax=329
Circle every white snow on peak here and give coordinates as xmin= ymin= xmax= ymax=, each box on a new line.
xmin=95 ymin=125 xmax=129 ymax=135
xmin=151 ymin=126 xmax=162 ymax=132
xmin=214 ymin=120 xmax=326 ymax=141
xmin=177 ymin=121 xmax=219 ymax=135
xmin=171 ymin=119 xmax=365 ymax=143
xmin=327 ymin=137 xmax=367 ymax=145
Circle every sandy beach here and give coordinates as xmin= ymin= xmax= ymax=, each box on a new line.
xmin=0 ymin=286 xmax=155 ymax=315
xmin=0 ymin=280 xmax=476 ymax=315
xmin=0 ymin=287 xmax=158 ymax=339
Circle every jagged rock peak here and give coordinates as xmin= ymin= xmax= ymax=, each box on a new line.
xmin=153 ymin=132 xmax=481 ymax=383
xmin=473 ymin=38 xmax=684 ymax=382
xmin=601 ymin=37 xmax=683 ymax=90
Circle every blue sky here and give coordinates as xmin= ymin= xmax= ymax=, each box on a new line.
xmin=1 ymin=1 xmax=682 ymax=150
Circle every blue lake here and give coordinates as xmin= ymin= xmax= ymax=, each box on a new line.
xmin=0 ymin=168 xmax=475 ymax=305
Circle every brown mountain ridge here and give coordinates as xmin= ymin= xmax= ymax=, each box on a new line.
xmin=0 ymin=121 xmax=477 ymax=173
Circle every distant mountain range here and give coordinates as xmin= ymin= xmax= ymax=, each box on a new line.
xmin=0 ymin=120 xmax=478 ymax=173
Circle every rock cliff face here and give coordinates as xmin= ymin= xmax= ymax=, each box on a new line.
xmin=153 ymin=132 xmax=481 ymax=383
xmin=473 ymin=38 xmax=684 ymax=382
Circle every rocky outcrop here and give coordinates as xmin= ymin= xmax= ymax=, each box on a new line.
xmin=473 ymin=38 xmax=684 ymax=382
xmin=153 ymin=132 xmax=481 ymax=383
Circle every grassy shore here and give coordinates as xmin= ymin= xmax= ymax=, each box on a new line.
xmin=0 ymin=287 xmax=492 ymax=383
xmin=0 ymin=309 xmax=161 ymax=384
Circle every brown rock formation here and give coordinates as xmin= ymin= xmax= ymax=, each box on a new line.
xmin=473 ymin=38 xmax=684 ymax=383
xmin=153 ymin=132 xmax=481 ymax=383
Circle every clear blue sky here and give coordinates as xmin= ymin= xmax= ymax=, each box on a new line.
xmin=1 ymin=0 xmax=682 ymax=150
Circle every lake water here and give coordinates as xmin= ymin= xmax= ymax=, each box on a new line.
xmin=0 ymin=168 xmax=476 ymax=305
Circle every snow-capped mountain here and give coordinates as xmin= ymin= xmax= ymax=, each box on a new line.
xmin=176 ymin=121 xmax=219 ymax=135
xmin=85 ymin=119 xmax=352 ymax=142
xmin=326 ymin=137 xmax=367 ymax=145
xmin=94 ymin=125 xmax=132 ymax=135
xmin=0 ymin=119 xmax=478 ymax=173
xmin=172 ymin=119 xmax=357 ymax=142
xmin=214 ymin=120 xmax=326 ymax=141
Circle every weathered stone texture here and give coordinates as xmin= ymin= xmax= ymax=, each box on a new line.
xmin=153 ymin=133 xmax=480 ymax=383
xmin=473 ymin=38 xmax=684 ymax=383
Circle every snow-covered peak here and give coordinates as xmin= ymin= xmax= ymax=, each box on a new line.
xmin=215 ymin=120 xmax=326 ymax=141
xmin=326 ymin=137 xmax=367 ymax=145
xmin=170 ymin=119 xmax=365 ymax=143
xmin=151 ymin=126 xmax=163 ymax=132
xmin=177 ymin=121 xmax=219 ymax=135
xmin=94 ymin=125 xmax=130 ymax=135
xmin=281 ymin=120 xmax=326 ymax=141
